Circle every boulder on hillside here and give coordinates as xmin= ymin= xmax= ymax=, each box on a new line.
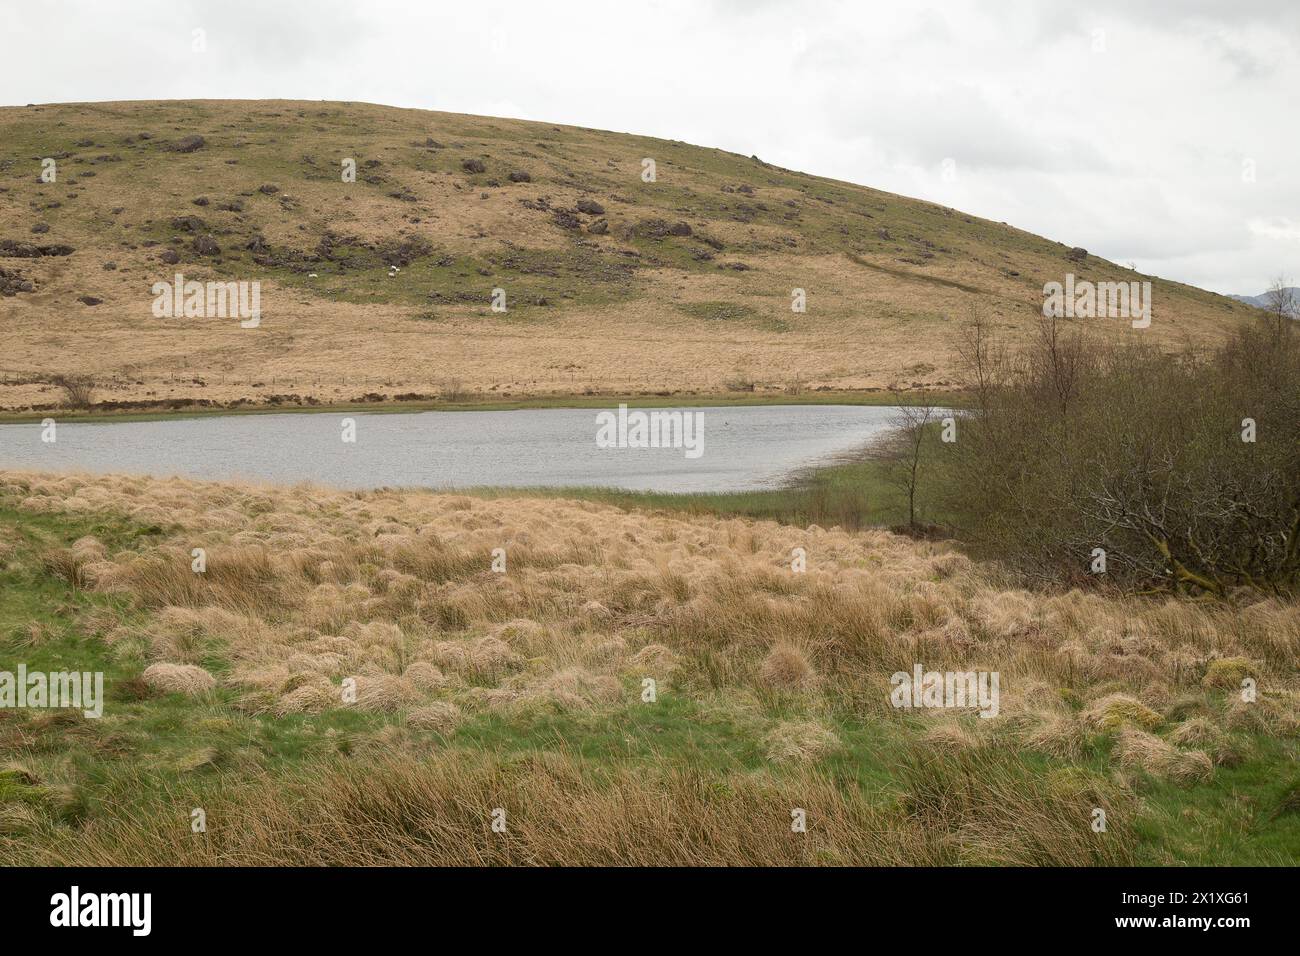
xmin=191 ymin=235 xmax=221 ymax=256
xmin=0 ymin=267 xmax=35 ymax=296
xmin=0 ymin=239 xmax=74 ymax=257
xmin=630 ymin=218 xmax=671 ymax=239
xmin=552 ymin=209 xmax=582 ymax=230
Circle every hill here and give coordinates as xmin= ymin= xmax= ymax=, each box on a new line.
xmin=0 ymin=99 xmax=1259 ymax=413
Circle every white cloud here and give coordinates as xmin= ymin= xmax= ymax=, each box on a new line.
xmin=1249 ymin=217 xmax=1300 ymax=241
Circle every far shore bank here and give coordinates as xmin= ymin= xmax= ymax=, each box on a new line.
xmin=0 ymin=388 xmax=968 ymax=425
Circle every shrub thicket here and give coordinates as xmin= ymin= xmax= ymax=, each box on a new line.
xmin=933 ymin=312 xmax=1299 ymax=596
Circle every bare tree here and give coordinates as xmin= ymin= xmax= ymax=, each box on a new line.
xmin=1263 ymin=276 xmax=1297 ymax=330
xmin=955 ymin=305 xmax=1006 ymax=414
xmin=1032 ymin=316 xmax=1090 ymax=419
xmin=889 ymin=396 xmax=940 ymax=531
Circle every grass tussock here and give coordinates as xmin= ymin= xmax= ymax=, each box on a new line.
xmin=140 ymin=662 xmax=217 ymax=696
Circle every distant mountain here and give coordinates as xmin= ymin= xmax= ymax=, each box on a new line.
xmin=1228 ymin=287 xmax=1300 ymax=309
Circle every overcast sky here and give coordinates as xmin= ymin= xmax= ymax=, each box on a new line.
xmin=4 ymin=0 xmax=1297 ymax=294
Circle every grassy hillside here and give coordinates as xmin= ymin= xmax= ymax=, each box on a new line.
xmin=2 ymin=471 xmax=1297 ymax=864
xmin=0 ymin=99 xmax=1258 ymax=413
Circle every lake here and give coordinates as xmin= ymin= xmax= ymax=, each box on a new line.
xmin=0 ymin=404 xmax=902 ymax=493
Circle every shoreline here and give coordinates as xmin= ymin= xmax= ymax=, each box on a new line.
xmin=0 ymin=388 xmax=969 ymax=425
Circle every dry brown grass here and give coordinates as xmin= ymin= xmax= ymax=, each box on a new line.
xmin=7 ymin=470 xmax=1299 ymax=727
xmin=764 ymin=719 xmax=841 ymax=763
xmin=760 ymin=642 xmax=818 ymax=691
xmin=405 ymin=701 xmax=462 ymax=735
xmin=2 ymin=468 xmax=1298 ymax=865
xmin=1113 ymin=729 xmax=1215 ymax=785
xmin=140 ymin=662 xmax=217 ymax=696
xmin=11 ymin=748 xmax=1139 ymax=867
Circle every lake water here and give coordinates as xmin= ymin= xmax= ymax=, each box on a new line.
xmin=0 ymin=405 xmax=901 ymax=493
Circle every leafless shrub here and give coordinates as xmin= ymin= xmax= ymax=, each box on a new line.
xmin=52 ymin=374 xmax=95 ymax=409
xmin=438 ymin=376 xmax=466 ymax=402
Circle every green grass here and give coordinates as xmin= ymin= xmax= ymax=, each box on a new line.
xmin=1130 ymin=737 xmax=1300 ymax=865
xmin=453 ymin=691 xmax=768 ymax=771
xmin=463 ymin=455 xmax=912 ymax=531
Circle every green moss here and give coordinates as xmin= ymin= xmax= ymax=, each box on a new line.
xmin=1202 ymin=656 xmax=1256 ymax=690
xmin=1088 ymin=695 xmax=1164 ymax=732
